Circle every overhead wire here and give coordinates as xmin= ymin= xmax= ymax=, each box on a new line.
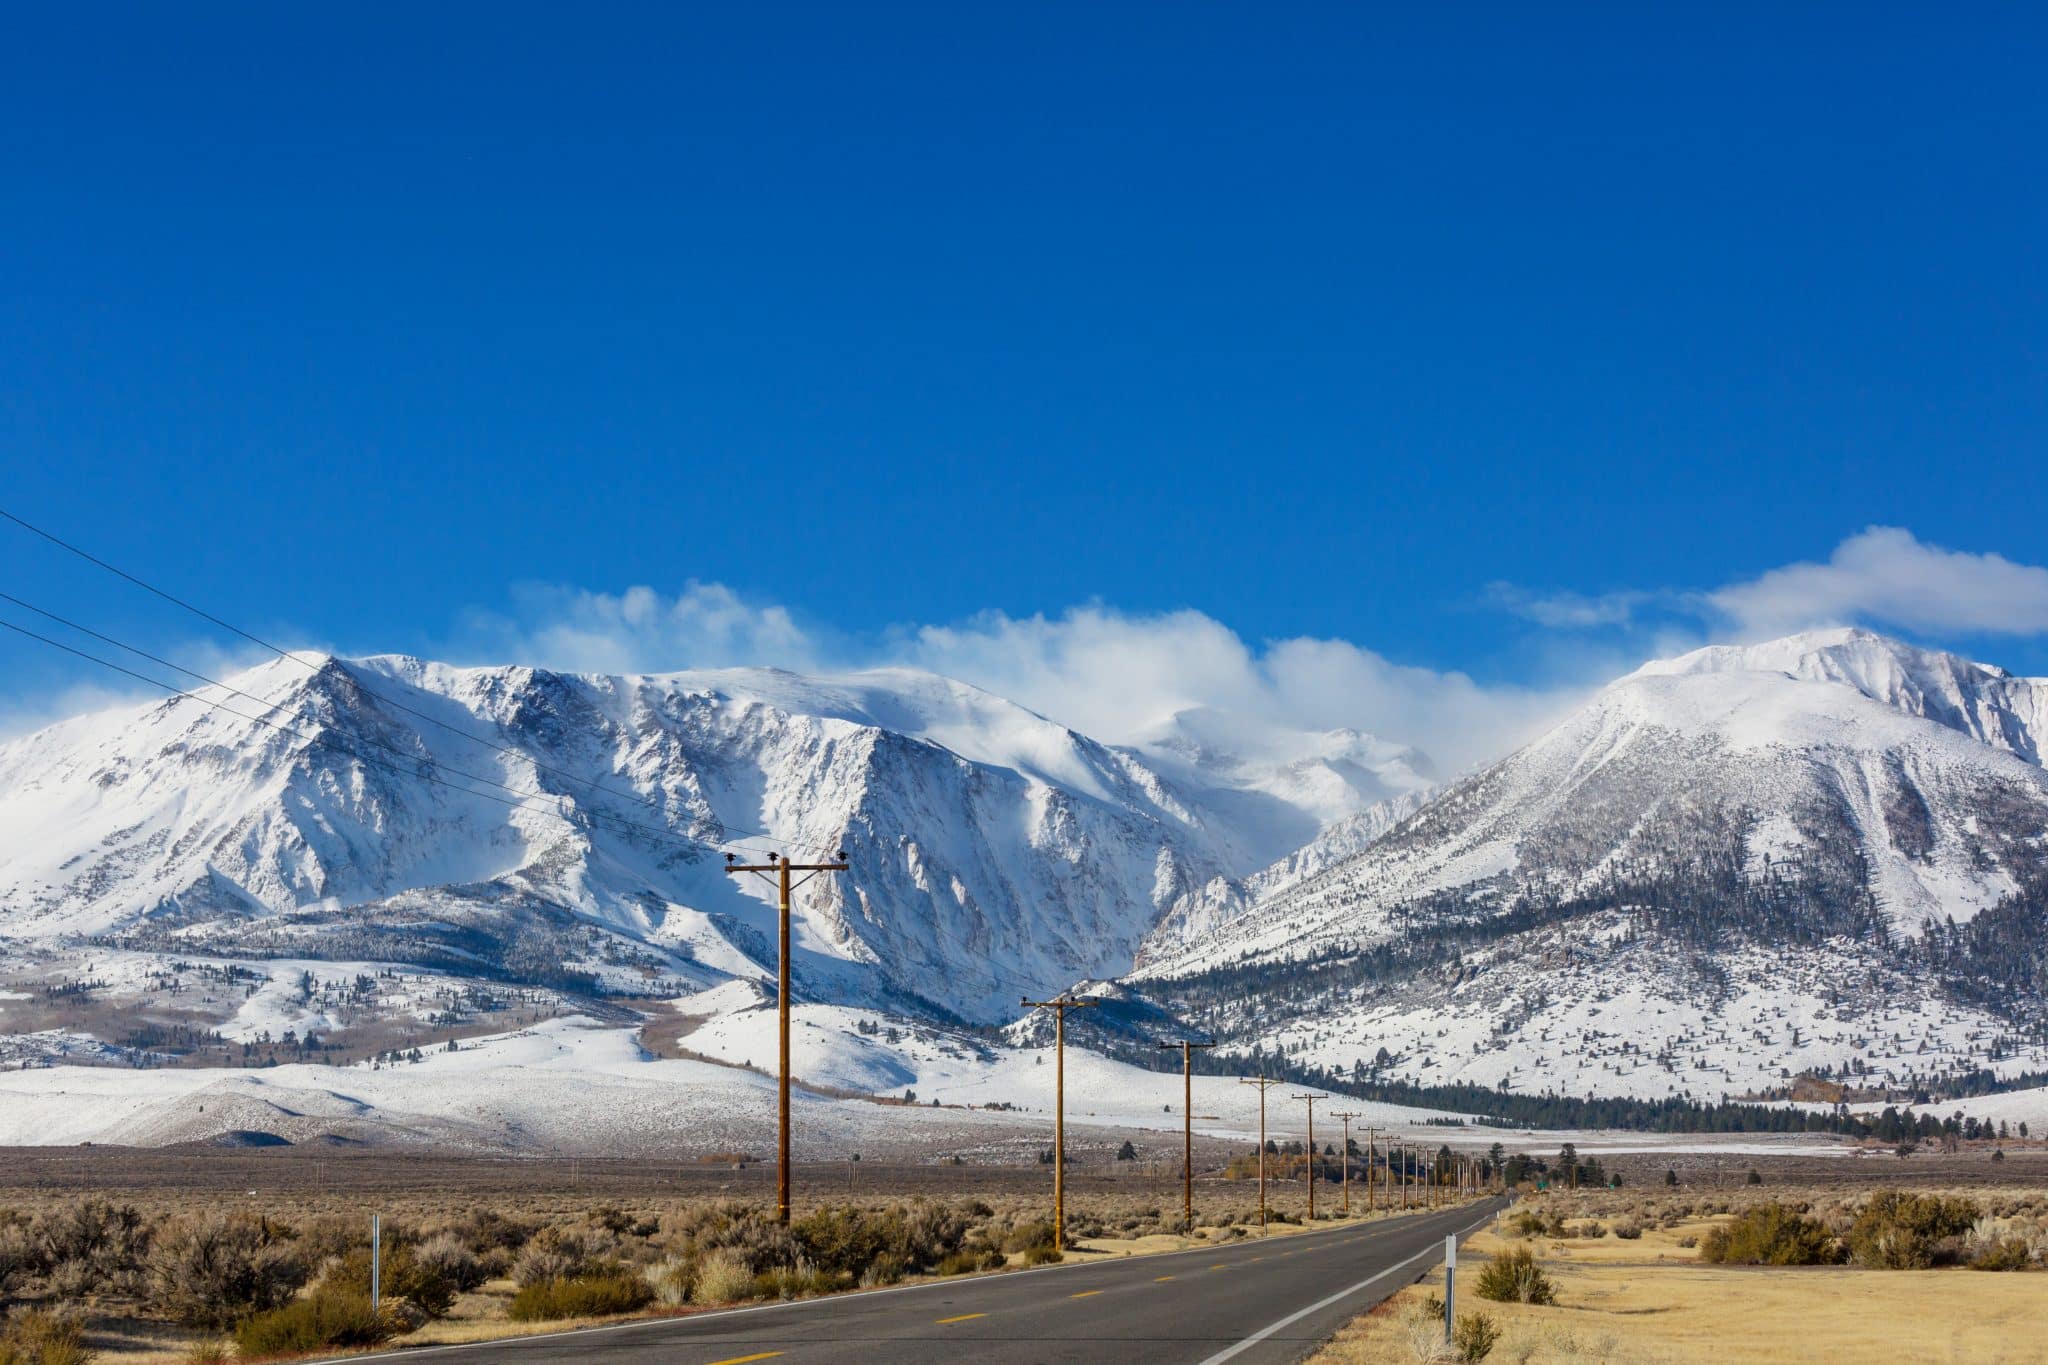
xmin=0 ymin=590 xmax=719 ymax=835
xmin=0 ymin=507 xmax=1109 ymax=1017
xmin=0 ymin=616 xmax=737 ymax=853
xmin=0 ymin=599 xmax=1069 ymax=999
xmin=0 ymin=504 xmax=845 ymax=857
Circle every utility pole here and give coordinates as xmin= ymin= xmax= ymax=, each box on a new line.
xmin=1398 ymin=1141 xmax=1408 ymax=1211
xmin=1239 ymin=1075 xmax=1284 ymax=1234
xmin=1365 ymin=1126 xmax=1381 ymax=1214
xmin=1291 ymin=1093 xmax=1322 ymax=1221
xmin=1331 ymin=1111 xmax=1362 ymax=1216
xmin=1157 ymin=1038 xmax=1215 ymax=1232
xmin=725 ymin=848 xmax=850 ymax=1225
xmin=1023 ymin=995 xmax=1097 ymax=1253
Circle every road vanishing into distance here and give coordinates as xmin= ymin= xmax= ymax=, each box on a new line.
xmin=344 ymin=1197 xmax=1507 ymax=1365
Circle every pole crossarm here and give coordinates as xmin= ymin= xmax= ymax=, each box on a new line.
xmin=1023 ymin=995 xmax=1097 ymax=1252
xmin=724 ymin=849 xmax=849 ymax=1225
xmin=1156 ymin=1038 xmax=1215 ymax=1232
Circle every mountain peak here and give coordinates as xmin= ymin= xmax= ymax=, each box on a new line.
xmin=1623 ymin=628 xmax=2046 ymax=765
xmin=1636 ymin=627 xmax=1943 ymax=679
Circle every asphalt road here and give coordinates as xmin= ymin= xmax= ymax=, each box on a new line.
xmin=347 ymin=1197 xmax=1507 ymax=1365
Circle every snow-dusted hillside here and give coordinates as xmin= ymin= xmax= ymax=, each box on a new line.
xmin=0 ymin=1013 xmax=1478 ymax=1156
xmin=1134 ymin=629 xmax=2048 ymax=1103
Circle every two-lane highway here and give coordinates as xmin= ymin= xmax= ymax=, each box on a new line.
xmin=347 ymin=1197 xmax=1506 ymax=1365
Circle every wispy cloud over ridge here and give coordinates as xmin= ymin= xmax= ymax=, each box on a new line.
xmin=1708 ymin=527 xmax=2048 ymax=638
xmin=1491 ymin=527 xmax=2048 ymax=644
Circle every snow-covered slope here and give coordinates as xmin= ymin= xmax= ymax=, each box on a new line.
xmin=1133 ymin=630 xmax=2048 ymax=1102
xmin=0 ymin=1013 xmax=1479 ymax=1156
xmin=0 ymin=655 xmax=1401 ymax=1023
xmin=1149 ymin=629 xmax=2048 ymax=971
xmin=1640 ymin=627 xmax=2048 ymax=764
xmin=1142 ymin=790 xmax=1431 ymax=952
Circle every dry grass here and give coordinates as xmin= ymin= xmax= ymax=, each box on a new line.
xmin=1 ymin=1182 xmax=1477 ymax=1361
xmin=1313 ymin=1185 xmax=2048 ymax=1365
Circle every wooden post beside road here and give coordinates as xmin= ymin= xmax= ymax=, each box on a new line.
xmin=1157 ymin=1038 xmax=1215 ymax=1232
xmin=1290 ymin=1093 xmax=1322 ymax=1221
xmin=1239 ymin=1076 xmax=1284 ymax=1234
xmin=1331 ymin=1111 xmax=1362 ymax=1216
xmin=1024 ymin=995 xmax=1097 ymax=1252
xmin=725 ymin=849 xmax=850 ymax=1225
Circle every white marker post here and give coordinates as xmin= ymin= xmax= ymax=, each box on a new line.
xmin=370 ymin=1213 xmax=381 ymax=1313
xmin=1443 ymin=1234 xmax=1456 ymax=1344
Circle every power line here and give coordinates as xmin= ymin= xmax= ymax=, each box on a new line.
xmin=0 ymin=616 xmax=734 ymax=853
xmin=1 ymin=600 xmax=1065 ymax=1015
xmin=0 ymin=512 xmax=1110 ymax=1016
xmin=0 ymin=600 xmax=1065 ymax=1009
xmin=0 ymin=504 xmax=843 ymax=858
xmin=0 ymin=591 xmax=727 ymax=844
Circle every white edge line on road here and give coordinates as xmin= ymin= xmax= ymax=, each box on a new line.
xmin=324 ymin=1199 xmax=1501 ymax=1364
xmin=1192 ymin=1203 xmax=1501 ymax=1365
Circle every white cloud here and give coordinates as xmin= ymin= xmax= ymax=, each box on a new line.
xmin=458 ymin=581 xmax=822 ymax=675
xmin=0 ymin=678 xmax=152 ymax=741
xmin=1708 ymin=526 xmax=2048 ymax=638
xmin=462 ymin=591 xmax=1587 ymax=779
xmin=904 ymin=607 xmax=1571 ymax=777
xmin=1488 ymin=527 xmax=2048 ymax=646
xmin=1486 ymin=583 xmax=1660 ymax=629
xmin=0 ymin=634 xmax=287 ymax=741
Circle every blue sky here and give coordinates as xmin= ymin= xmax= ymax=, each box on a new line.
xmin=3 ymin=5 xmax=2046 ymax=760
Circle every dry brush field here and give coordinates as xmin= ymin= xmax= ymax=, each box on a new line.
xmin=1316 ymin=1173 xmax=2048 ymax=1364
xmin=0 ymin=1145 xmax=1428 ymax=1363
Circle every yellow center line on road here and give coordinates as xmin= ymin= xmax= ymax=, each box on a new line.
xmin=1154 ymin=1274 xmax=1175 ymax=1282
xmin=935 ymin=1313 xmax=987 ymax=1324
xmin=1210 ymin=1263 xmax=1227 ymax=1270
xmin=1071 ymin=1290 xmax=1104 ymax=1299
xmin=703 ymin=1355 xmax=784 ymax=1365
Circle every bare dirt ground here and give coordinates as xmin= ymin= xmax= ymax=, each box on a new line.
xmin=3 ymin=1141 xmax=2042 ymax=1212
xmin=0 ymin=1145 xmax=1230 ymax=1217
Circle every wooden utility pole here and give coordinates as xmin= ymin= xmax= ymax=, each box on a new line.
xmin=1331 ymin=1111 xmax=1362 ymax=1216
xmin=1291 ymin=1093 xmax=1322 ymax=1221
xmin=725 ymin=848 xmax=849 ymax=1225
xmin=1157 ymin=1038 xmax=1215 ymax=1232
xmin=1365 ymin=1126 xmax=1381 ymax=1214
xmin=1023 ymin=995 xmax=1097 ymax=1252
xmin=1239 ymin=1076 xmax=1284 ymax=1234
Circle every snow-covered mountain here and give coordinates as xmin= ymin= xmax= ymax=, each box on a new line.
xmin=0 ymin=654 xmax=1402 ymax=1024
xmin=4 ymin=627 xmax=2046 ymax=1120
xmin=1132 ymin=628 xmax=2048 ymax=1101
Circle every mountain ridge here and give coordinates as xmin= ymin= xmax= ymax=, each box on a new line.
xmin=4 ymin=628 xmax=2046 ymax=1112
